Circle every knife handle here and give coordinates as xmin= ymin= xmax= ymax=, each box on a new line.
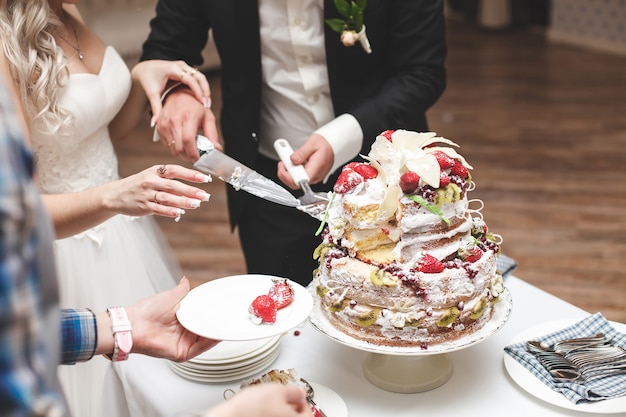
xmin=196 ymin=134 xmax=216 ymax=156
xmin=274 ymin=139 xmax=310 ymax=186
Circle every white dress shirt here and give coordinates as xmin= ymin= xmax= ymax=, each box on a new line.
xmin=257 ymin=0 xmax=363 ymax=178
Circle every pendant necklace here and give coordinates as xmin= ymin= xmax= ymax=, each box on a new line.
xmin=57 ymin=13 xmax=84 ymax=60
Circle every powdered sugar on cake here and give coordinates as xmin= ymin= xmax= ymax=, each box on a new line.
xmin=313 ymin=130 xmax=505 ymax=348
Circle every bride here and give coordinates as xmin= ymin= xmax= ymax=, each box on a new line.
xmin=0 ymin=1 xmax=215 ymax=416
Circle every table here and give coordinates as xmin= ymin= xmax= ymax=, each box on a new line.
xmin=101 ymin=277 xmax=620 ymax=417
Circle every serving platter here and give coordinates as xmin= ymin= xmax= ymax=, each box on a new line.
xmin=309 ymin=286 xmax=512 ymax=392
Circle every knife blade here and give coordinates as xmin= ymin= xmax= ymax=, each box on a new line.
xmin=194 ymin=135 xmax=301 ymax=207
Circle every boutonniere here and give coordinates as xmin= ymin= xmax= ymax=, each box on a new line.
xmin=325 ymin=0 xmax=372 ymax=54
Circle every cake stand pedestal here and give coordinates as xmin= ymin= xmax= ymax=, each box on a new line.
xmin=363 ymin=352 xmax=453 ymax=393
xmin=308 ymin=288 xmax=512 ymax=394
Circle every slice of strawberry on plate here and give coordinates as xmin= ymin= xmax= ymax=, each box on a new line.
xmin=268 ymin=279 xmax=294 ymax=309
xmin=249 ymin=294 xmax=278 ymax=324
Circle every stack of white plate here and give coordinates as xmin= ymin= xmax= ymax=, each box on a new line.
xmin=168 ymin=335 xmax=282 ymax=383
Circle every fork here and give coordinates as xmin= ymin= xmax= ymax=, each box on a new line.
xmin=300 ymin=377 xmax=328 ymax=417
xmin=553 ymin=333 xmax=609 ymax=354
xmin=527 ymin=333 xmax=607 ymax=356
xmin=527 ymin=334 xmax=626 ymax=382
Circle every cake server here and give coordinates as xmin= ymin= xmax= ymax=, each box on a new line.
xmin=195 ymin=135 xmax=300 ymax=208
xmin=273 ymin=138 xmax=330 ymax=220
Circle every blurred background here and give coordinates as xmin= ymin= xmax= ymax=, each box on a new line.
xmin=81 ymin=0 xmax=626 ymax=323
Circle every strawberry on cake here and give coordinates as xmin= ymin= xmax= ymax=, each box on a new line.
xmin=313 ymin=130 xmax=505 ymax=348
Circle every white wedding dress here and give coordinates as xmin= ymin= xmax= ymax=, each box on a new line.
xmin=29 ymin=46 xmax=181 ymax=417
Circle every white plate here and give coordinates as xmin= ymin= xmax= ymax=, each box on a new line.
xmin=180 ymin=340 xmax=281 ymax=372
xmin=504 ymin=319 xmax=626 ymax=414
xmin=309 ymin=286 xmax=513 ymax=356
xmin=188 ymin=339 xmax=281 ymax=370
xmin=177 ymin=275 xmax=314 ymax=341
xmin=191 ymin=335 xmax=281 ymax=364
xmin=173 ymin=346 xmax=279 ymax=376
xmin=222 ymin=378 xmax=347 ymax=417
xmin=310 ymin=382 xmax=348 ymax=417
xmin=169 ymin=348 xmax=281 ymax=383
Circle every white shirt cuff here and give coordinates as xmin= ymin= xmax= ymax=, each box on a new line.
xmin=314 ymin=114 xmax=363 ymax=182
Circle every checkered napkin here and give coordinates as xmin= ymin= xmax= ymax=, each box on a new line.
xmin=504 ymin=313 xmax=626 ymax=404
xmin=497 ymin=254 xmax=517 ymax=279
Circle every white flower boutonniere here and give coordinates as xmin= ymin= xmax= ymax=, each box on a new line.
xmin=325 ymin=0 xmax=372 ymax=54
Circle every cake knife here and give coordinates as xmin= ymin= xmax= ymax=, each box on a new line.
xmin=273 ymin=138 xmax=330 ymax=220
xmin=194 ymin=135 xmax=301 ymax=208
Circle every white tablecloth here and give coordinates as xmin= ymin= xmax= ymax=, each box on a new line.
xmin=101 ymin=277 xmax=620 ymax=417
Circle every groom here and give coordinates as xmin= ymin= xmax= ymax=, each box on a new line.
xmin=141 ymin=0 xmax=447 ymax=286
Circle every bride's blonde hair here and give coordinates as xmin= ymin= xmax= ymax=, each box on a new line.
xmin=0 ymin=0 xmax=73 ymax=134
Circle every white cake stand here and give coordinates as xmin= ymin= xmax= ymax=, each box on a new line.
xmin=308 ymin=287 xmax=513 ymax=393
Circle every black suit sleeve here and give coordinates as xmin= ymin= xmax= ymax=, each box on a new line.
xmin=140 ymin=0 xmax=211 ymax=66
xmin=327 ymin=0 xmax=447 ymax=155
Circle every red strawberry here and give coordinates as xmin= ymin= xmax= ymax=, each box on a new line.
xmin=380 ymin=130 xmax=394 ymax=142
xmin=432 ymin=150 xmax=456 ymax=169
xmin=353 ymin=163 xmax=378 ymax=179
xmin=450 ymin=163 xmax=469 ymax=179
xmin=249 ymin=295 xmax=277 ymax=323
xmin=439 ymin=171 xmax=451 ymax=187
xmin=416 ymin=254 xmax=445 ymax=273
xmin=399 ymin=171 xmax=420 ymax=194
xmin=344 ymin=162 xmax=361 ymax=171
xmin=334 ymin=169 xmax=363 ymax=194
xmin=268 ymin=279 xmax=293 ymax=309
xmin=311 ymin=405 xmax=323 ymax=417
xmin=464 ymin=248 xmax=483 ymax=263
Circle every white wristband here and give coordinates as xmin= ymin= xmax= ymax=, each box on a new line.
xmin=105 ymin=307 xmax=133 ymax=361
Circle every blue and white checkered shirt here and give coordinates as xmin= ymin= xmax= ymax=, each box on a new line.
xmin=0 ymin=79 xmax=96 ymax=416
xmin=60 ymin=309 xmax=98 ymax=364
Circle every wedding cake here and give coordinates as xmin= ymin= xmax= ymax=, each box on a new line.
xmin=313 ymin=130 xmax=505 ymax=348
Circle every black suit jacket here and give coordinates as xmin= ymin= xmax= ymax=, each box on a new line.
xmin=142 ymin=0 xmax=447 ymax=227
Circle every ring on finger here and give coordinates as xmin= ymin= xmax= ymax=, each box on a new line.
xmin=168 ymin=140 xmax=176 ymax=147
xmin=153 ymin=191 xmax=160 ymax=204
xmin=157 ymin=164 xmax=167 ymax=177
xmin=180 ymin=68 xmax=187 ymax=79
xmin=190 ymin=67 xmax=199 ymax=76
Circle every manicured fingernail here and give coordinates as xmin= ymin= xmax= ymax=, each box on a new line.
xmin=203 ymin=97 xmax=212 ymax=109
xmin=150 ymin=115 xmax=157 ymax=128
xmin=197 ymin=173 xmax=212 ymax=183
xmin=174 ymin=209 xmax=186 ymax=222
xmin=197 ymin=192 xmax=211 ymax=202
xmin=189 ymin=199 xmax=202 ymax=208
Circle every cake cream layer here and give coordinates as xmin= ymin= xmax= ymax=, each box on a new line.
xmin=314 ymin=245 xmax=505 ymax=346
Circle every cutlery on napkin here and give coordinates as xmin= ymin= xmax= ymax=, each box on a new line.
xmin=504 ymin=312 xmax=626 ymax=404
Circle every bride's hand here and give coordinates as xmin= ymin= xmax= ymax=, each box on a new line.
xmin=131 ymin=59 xmax=211 ymax=123
xmin=102 ymin=164 xmax=212 ymax=220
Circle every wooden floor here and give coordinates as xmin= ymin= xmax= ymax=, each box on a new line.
xmin=115 ymin=18 xmax=626 ymax=323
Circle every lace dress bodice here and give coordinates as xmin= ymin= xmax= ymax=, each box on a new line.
xmin=30 ymin=47 xmax=131 ymax=194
